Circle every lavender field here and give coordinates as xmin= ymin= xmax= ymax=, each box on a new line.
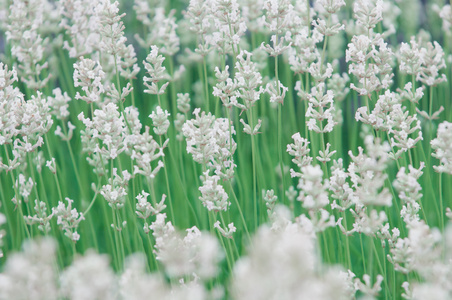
xmin=0 ymin=0 xmax=452 ymax=299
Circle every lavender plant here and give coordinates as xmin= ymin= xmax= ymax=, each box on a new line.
xmin=1 ymin=0 xmax=452 ymax=299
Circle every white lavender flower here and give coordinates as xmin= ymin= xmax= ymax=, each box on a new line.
xmin=213 ymin=66 xmax=236 ymax=108
xmin=418 ymin=41 xmax=447 ymax=86
xmin=329 ymin=159 xmax=356 ymax=212
xmin=327 ymin=73 xmax=350 ymax=102
xmin=15 ymin=174 xmax=35 ymax=203
xmin=100 ymin=168 xmax=131 ymax=209
xmin=317 ymin=143 xmax=336 ymax=163
xmin=135 ymin=191 xmax=166 ymax=233
xmin=287 ymin=132 xmax=312 ymax=175
xmin=0 ymin=63 xmax=24 ymax=148
xmin=60 ymin=251 xmax=117 ymax=300
xmin=150 ymin=213 xmax=223 ymax=280
xmin=355 ymin=90 xmax=400 ymax=131
xmin=354 ymin=0 xmax=384 ymax=31
xmin=150 ymin=106 xmax=170 ymax=136
xmin=348 ymin=135 xmax=392 ymax=207
xmin=95 ymin=0 xmax=126 ymax=57
xmin=131 ymin=126 xmax=165 ymax=179
xmin=288 ymin=27 xmax=319 ymax=76
xmin=52 ymin=198 xmax=85 ymax=242
xmin=346 ymin=34 xmax=393 ymax=96
xmin=119 ymin=254 xmax=169 ymax=300
xmin=354 ymin=274 xmax=384 ymax=298
xmin=439 ymin=4 xmax=452 ymax=36
xmin=339 ymin=205 xmax=387 ymax=237
xmin=176 ymin=93 xmax=191 ymax=114
xmin=185 ymin=0 xmax=214 ymax=56
xmin=305 ymin=83 xmax=337 ymax=134
xmin=393 ymin=163 xmax=424 ymax=205
xmin=263 ymin=189 xmax=278 ymax=214
xmin=14 ymin=92 xmax=53 ymax=154
xmin=0 ymin=238 xmax=58 ymax=300
xmin=297 ymin=166 xmax=326 ymax=211
xmin=7 ymin=0 xmax=51 ymax=90
xmin=388 ymin=219 xmax=442 ymax=275
xmin=78 ymin=103 xmax=127 ymax=160
xmin=387 ymin=104 xmax=423 ymax=160
xmin=59 ymin=0 xmax=101 ymax=58
xmin=214 ymin=221 xmax=237 ymax=239
xmin=211 ymin=0 xmax=246 ymax=55
xmin=399 ymin=82 xmax=424 ymax=104
xmin=143 ymin=46 xmax=170 ymax=95
xmin=266 ymin=80 xmax=288 ymax=104
xmin=183 ymin=109 xmax=218 ymax=165
xmin=183 ymin=109 xmax=236 ymax=177
xmin=73 ymin=58 xmax=105 ymax=104
xmin=199 ymin=171 xmax=230 ymax=212
xmin=54 ymin=121 xmax=75 ymax=142
xmin=233 ymin=51 xmax=264 ymax=112
xmin=398 ymin=37 xmax=423 ymax=77
xmin=261 ymin=0 xmax=292 ymax=34
xmin=47 ymin=88 xmax=71 ymax=120
xmin=231 ymin=222 xmax=350 ymax=300
xmin=45 ymin=157 xmax=56 ymax=174
xmin=24 ymin=200 xmax=53 ymax=233
xmin=135 ymin=7 xmax=180 ymax=57
xmin=136 ymin=191 xmax=167 ymax=220
xmin=431 ymin=121 xmax=452 ymax=174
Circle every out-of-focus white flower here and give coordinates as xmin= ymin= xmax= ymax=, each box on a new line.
xmin=354 ymin=0 xmax=384 ymax=30
xmin=354 ymin=274 xmax=384 ymax=298
xmin=150 ymin=213 xmax=223 ymax=280
xmin=399 ymin=37 xmax=423 ymax=76
xmin=0 ymin=238 xmax=58 ymax=300
xmin=348 ymin=135 xmax=392 ymax=207
xmin=60 ymin=251 xmax=117 ymax=300
xmin=418 ymin=41 xmax=447 ymax=86
xmin=48 ymin=88 xmax=71 ymax=120
xmin=6 ymin=0 xmax=51 ymax=90
xmin=231 ymin=223 xmax=350 ymax=300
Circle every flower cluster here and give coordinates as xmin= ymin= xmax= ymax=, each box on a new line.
xmin=183 ymin=109 xmax=236 ymax=178
xmin=52 ymin=198 xmax=85 ymax=242
xmin=431 ymin=121 xmax=452 ymax=174
xmin=305 ymin=82 xmax=337 ymax=133
xmin=73 ymin=58 xmax=105 ymax=104
xmin=78 ymin=103 xmax=127 ymax=161
xmin=143 ymin=46 xmax=170 ymax=95
xmin=199 ymin=171 xmax=230 ymax=212
xmin=150 ymin=213 xmax=223 ymax=280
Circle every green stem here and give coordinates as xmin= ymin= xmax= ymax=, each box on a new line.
xmin=203 ymin=57 xmax=210 ymax=112
xmin=360 ymin=234 xmax=367 ymax=275
xmin=439 ymin=172 xmax=444 ymax=232
xmin=228 ymin=181 xmax=251 ymax=244
xmin=277 ymin=103 xmax=286 ymax=204
xmin=247 ymin=109 xmax=258 ymax=231
xmin=159 ymin=136 xmax=175 ymax=225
